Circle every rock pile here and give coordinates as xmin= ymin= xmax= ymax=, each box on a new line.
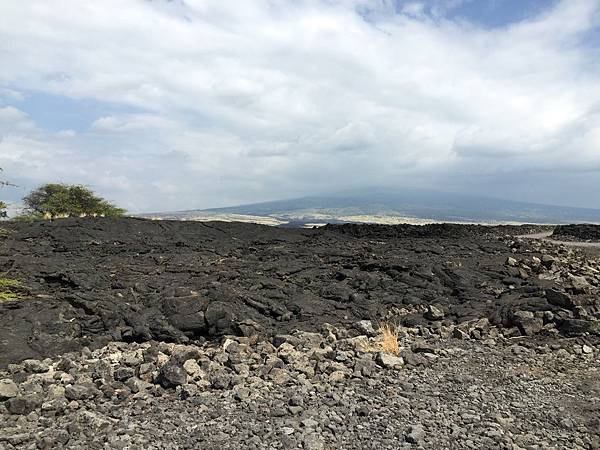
xmin=1 ymin=322 xmax=598 ymax=449
xmin=503 ymin=236 xmax=600 ymax=337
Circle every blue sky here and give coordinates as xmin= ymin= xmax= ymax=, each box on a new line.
xmin=444 ymin=0 xmax=559 ymax=27
xmin=1 ymin=0 xmax=600 ymax=212
xmin=12 ymin=91 xmax=139 ymax=134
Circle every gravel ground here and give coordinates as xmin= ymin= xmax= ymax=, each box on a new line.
xmin=1 ymin=328 xmax=598 ymax=449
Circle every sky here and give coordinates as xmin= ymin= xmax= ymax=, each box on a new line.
xmin=1 ymin=0 xmax=600 ymax=213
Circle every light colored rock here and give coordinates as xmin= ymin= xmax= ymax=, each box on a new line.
xmin=59 ymin=373 xmax=75 ymax=384
xmin=269 ymin=368 xmax=292 ymax=385
xmin=354 ymin=320 xmax=377 ymax=337
xmin=340 ymin=336 xmax=370 ymax=352
xmin=183 ymin=359 xmax=203 ymax=377
xmin=303 ymin=433 xmax=325 ymax=450
xmin=569 ymin=274 xmax=590 ymax=292
xmin=47 ymin=385 xmax=65 ymax=399
xmin=156 ymin=352 xmax=169 ymax=367
xmin=424 ymin=305 xmax=444 ymax=321
xmin=0 ymin=379 xmax=19 ymax=399
xmin=506 ymin=257 xmax=517 ymax=267
xmin=406 ymin=424 xmax=425 ymax=444
xmin=328 ymin=371 xmax=346 ymax=382
xmin=22 ymin=359 xmax=49 ymax=373
xmin=222 ymin=338 xmax=236 ymax=351
xmin=294 ymin=331 xmax=326 ymax=348
xmin=518 ymin=268 xmax=529 ymax=280
xmin=375 ymin=352 xmax=404 ymax=369
xmin=452 ymin=328 xmax=469 ymax=340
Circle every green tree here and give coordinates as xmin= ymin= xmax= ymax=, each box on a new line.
xmin=23 ymin=183 xmax=125 ymax=218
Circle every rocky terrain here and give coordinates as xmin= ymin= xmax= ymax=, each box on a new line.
xmin=1 ymin=218 xmax=600 ymax=449
xmin=553 ymin=224 xmax=600 ymax=242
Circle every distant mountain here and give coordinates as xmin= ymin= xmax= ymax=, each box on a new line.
xmin=143 ymin=188 xmax=600 ymax=225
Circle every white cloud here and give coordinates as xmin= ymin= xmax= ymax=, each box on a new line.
xmin=55 ymin=129 xmax=76 ymax=138
xmin=0 ymin=106 xmax=27 ymax=123
xmin=0 ymin=106 xmax=35 ymax=132
xmin=91 ymin=114 xmax=176 ymax=133
xmin=0 ymin=0 xmax=599 ymax=210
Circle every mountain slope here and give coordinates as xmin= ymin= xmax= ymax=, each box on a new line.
xmin=197 ymin=188 xmax=600 ymax=224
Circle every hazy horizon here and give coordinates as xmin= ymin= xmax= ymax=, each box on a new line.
xmin=143 ymin=187 xmax=600 ymax=215
xmin=1 ymin=0 xmax=600 ymax=212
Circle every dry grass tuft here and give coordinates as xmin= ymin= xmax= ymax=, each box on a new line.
xmin=378 ymin=323 xmax=400 ymax=355
xmin=358 ymin=322 xmax=402 ymax=355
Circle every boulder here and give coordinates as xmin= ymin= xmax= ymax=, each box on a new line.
xmin=0 ymin=378 xmax=19 ymax=399
xmin=406 ymin=424 xmax=425 ymax=445
xmin=65 ymin=383 xmax=99 ymax=400
xmin=515 ymin=317 xmax=544 ymax=336
xmin=354 ymin=320 xmax=377 ymax=337
xmin=205 ymin=302 xmax=236 ymax=335
xmin=114 ymin=367 xmax=135 ymax=382
xmin=7 ymin=394 xmax=42 ymax=415
xmin=506 ymin=257 xmax=517 ymax=267
xmin=182 ymin=359 xmax=203 ymax=378
xmin=424 ymin=305 xmax=444 ymax=321
xmin=541 ymin=255 xmax=555 ymax=269
xmin=375 ymin=352 xmax=404 ymax=369
xmin=163 ymin=295 xmax=208 ymax=334
xmin=546 ymin=289 xmax=573 ymax=308
xmin=273 ymin=334 xmax=302 ymax=348
xmin=560 ymin=319 xmax=600 ymax=337
xmin=452 ymin=328 xmax=469 ymax=340
xmin=22 ymin=359 xmax=49 ymax=373
xmin=568 ymin=275 xmax=590 ymax=293
xmin=157 ymin=362 xmax=188 ymax=388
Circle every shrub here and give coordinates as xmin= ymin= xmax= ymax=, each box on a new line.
xmin=23 ymin=183 xmax=126 ymax=219
xmin=11 ymin=213 xmax=44 ymax=223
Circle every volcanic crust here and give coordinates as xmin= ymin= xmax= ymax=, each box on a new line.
xmin=0 ymin=218 xmax=599 ymax=449
xmin=553 ymin=224 xmax=600 ymax=242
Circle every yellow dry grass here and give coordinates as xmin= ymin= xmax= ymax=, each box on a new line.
xmin=358 ymin=322 xmax=401 ymax=355
xmin=377 ymin=323 xmax=400 ymax=355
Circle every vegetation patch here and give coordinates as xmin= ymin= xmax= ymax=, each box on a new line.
xmin=23 ymin=183 xmax=125 ymax=219
xmin=376 ymin=323 xmax=401 ymax=355
xmin=356 ymin=322 xmax=402 ymax=355
xmin=0 ymin=277 xmax=27 ymax=302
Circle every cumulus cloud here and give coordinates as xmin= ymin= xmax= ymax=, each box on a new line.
xmin=0 ymin=0 xmax=599 ymax=211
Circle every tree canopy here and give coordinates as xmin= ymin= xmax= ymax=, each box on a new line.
xmin=23 ymin=184 xmax=126 ymax=218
